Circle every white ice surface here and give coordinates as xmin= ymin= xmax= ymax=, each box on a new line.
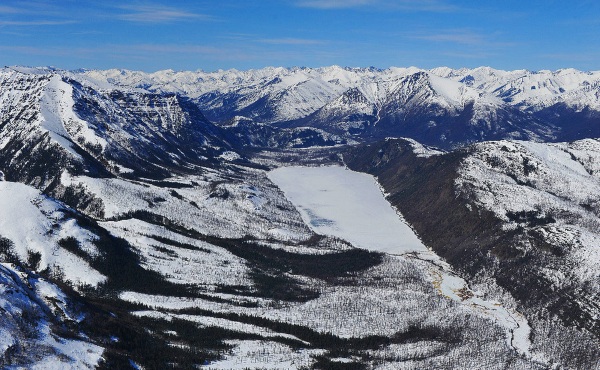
xmin=268 ymin=165 xmax=426 ymax=254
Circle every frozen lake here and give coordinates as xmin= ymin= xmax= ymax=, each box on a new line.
xmin=268 ymin=165 xmax=427 ymax=254
xmin=268 ymin=166 xmax=536 ymax=359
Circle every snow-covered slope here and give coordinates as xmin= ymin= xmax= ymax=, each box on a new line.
xmin=82 ymin=65 xmax=600 ymax=117
xmin=79 ymin=66 xmax=382 ymax=123
xmin=0 ymin=263 xmax=103 ymax=369
xmin=455 ymin=139 xmax=600 ymax=335
xmin=302 ymin=70 xmax=553 ymax=147
xmin=0 ymin=67 xmax=243 ymax=216
xmin=0 ymin=181 xmax=105 ymax=287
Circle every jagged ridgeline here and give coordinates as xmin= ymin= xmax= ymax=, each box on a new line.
xmin=0 ymin=66 xmax=598 ymax=369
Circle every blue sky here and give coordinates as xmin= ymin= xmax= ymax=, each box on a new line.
xmin=1 ymin=0 xmax=599 ymax=72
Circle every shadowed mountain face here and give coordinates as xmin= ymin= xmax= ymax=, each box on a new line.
xmin=0 ymin=66 xmax=599 ymax=369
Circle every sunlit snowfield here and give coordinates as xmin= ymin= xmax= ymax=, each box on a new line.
xmin=268 ymin=165 xmax=426 ymax=254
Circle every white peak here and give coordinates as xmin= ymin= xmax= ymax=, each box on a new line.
xmin=429 ymin=66 xmax=457 ymax=78
xmin=471 ymin=66 xmax=495 ymax=74
xmin=428 ymin=74 xmax=489 ymax=105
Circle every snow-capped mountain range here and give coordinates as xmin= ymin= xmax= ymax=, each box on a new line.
xmin=8 ymin=65 xmax=600 ymax=150
xmin=0 ymin=65 xmax=599 ymax=369
xmin=78 ymin=65 xmax=600 ymax=115
xmin=72 ymin=65 xmax=600 ymax=148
